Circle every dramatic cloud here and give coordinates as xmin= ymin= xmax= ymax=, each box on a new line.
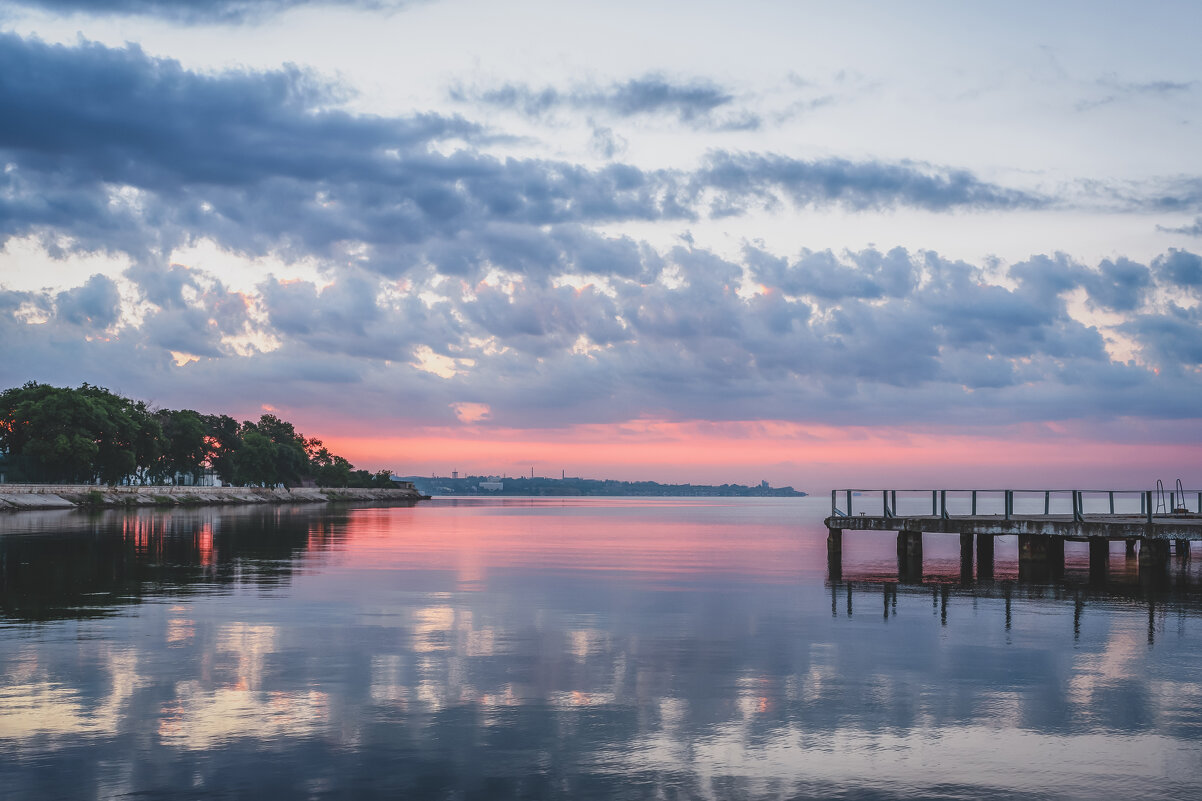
xmin=0 ymin=33 xmax=1047 ymax=282
xmin=4 ymin=243 xmax=1201 ymax=432
xmin=1 ymin=12 xmax=1199 ymax=469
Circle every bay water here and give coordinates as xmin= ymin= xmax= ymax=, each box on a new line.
xmin=2 ymin=497 xmax=1200 ymax=799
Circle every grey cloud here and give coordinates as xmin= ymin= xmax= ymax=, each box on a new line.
xmin=5 ymin=248 xmax=1202 ymax=431
xmin=1083 ymin=257 xmax=1152 ymax=311
xmin=1148 ymin=178 xmax=1202 ymax=212
xmin=258 ymin=271 xmax=461 ymax=361
xmin=694 ymin=152 xmax=1042 ymax=213
xmin=589 ymin=126 xmax=627 ymax=160
xmin=1153 ymin=249 xmax=1202 ymax=287
xmin=0 ymin=33 xmax=1041 ymax=281
xmin=453 ymin=74 xmax=749 ymax=128
xmin=54 ymin=274 xmax=121 ymax=328
xmin=746 ymin=246 xmax=919 ymax=300
xmin=1121 ymin=303 xmax=1202 ymax=368
xmin=1158 ymin=217 xmax=1202 ymax=236
xmin=1075 ymin=76 xmax=1196 ymax=112
xmin=6 ymin=0 xmax=408 ymax=24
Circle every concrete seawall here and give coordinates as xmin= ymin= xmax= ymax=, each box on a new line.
xmin=0 ymin=484 xmax=427 ymax=511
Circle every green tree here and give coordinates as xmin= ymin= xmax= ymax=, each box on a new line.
xmin=305 ymin=438 xmax=353 ymax=487
xmin=232 ymin=429 xmax=278 ymax=487
xmin=246 ymin=414 xmax=308 ymax=488
xmin=0 ymin=382 xmax=161 ymax=484
xmin=76 ymin=384 xmax=160 ymax=485
xmin=154 ymin=409 xmax=208 ymax=483
xmin=0 ymin=383 xmax=99 ymax=482
xmin=202 ymin=414 xmax=241 ymax=485
xmin=0 ymin=382 xmax=396 ymax=489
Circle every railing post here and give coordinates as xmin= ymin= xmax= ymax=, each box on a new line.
xmin=1109 ymin=491 xmax=1114 ymax=515
xmin=847 ymin=490 xmax=853 ymax=517
xmin=932 ymin=490 xmax=937 ymax=516
xmin=971 ymin=490 xmax=977 ymax=516
xmin=1146 ymin=490 xmax=1153 ymax=524
xmin=892 ymin=490 xmax=897 ymax=515
xmin=1073 ymin=491 xmax=1083 ymax=523
xmin=1044 ymin=491 xmax=1050 ymax=515
xmin=831 ymin=489 xmax=837 ymax=517
xmin=940 ymin=490 xmax=948 ymax=519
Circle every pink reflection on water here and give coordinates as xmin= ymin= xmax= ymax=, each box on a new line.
xmin=323 ymin=497 xmax=829 ymax=587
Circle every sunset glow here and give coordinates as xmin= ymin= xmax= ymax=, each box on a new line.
xmin=2 ymin=1 xmax=1201 ymax=486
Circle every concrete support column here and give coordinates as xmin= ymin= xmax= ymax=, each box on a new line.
xmin=1018 ymin=534 xmax=1064 ymax=582
xmin=960 ymin=533 xmax=974 ymax=584
xmin=827 ymin=527 xmax=843 ymax=581
xmin=1175 ymin=540 xmax=1191 ymax=561
xmin=897 ymin=530 xmax=923 ymax=558
xmin=1139 ymin=539 xmax=1169 ymax=572
xmin=977 ymin=534 xmax=995 ymax=580
xmin=1048 ymin=536 xmax=1065 ymax=579
xmin=1089 ymin=537 xmax=1109 ymax=582
xmin=897 ymin=530 xmax=923 ymax=583
xmin=1125 ymin=539 xmax=1138 ymax=558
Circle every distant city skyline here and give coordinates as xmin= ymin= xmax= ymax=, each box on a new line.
xmin=1 ymin=1 xmax=1200 ymax=486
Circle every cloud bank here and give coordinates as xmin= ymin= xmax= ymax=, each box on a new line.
xmin=0 ymin=31 xmax=1198 ymax=448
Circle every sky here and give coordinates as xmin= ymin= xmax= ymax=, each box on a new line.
xmin=1 ymin=0 xmax=1200 ymax=489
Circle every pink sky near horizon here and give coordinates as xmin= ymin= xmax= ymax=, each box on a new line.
xmin=315 ymin=418 xmax=1202 ymax=490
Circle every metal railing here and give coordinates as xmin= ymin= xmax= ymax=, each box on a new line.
xmin=830 ymin=488 xmax=1202 ymax=525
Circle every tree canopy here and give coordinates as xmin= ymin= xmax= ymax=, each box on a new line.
xmin=0 ymin=382 xmax=396 ymax=488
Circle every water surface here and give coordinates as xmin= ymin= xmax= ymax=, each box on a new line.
xmin=2 ymin=497 xmax=1200 ymax=799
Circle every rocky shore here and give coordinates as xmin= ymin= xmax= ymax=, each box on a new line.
xmin=0 ymin=484 xmax=427 ymax=511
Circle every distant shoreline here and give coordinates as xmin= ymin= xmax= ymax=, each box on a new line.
xmin=0 ymin=485 xmax=427 ymax=512
xmin=403 ymin=475 xmax=807 ymax=498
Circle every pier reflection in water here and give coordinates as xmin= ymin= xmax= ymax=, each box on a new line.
xmin=1 ymin=497 xmax=1201 ymax=800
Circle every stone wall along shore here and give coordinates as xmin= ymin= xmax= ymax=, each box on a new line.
xmin=0 ymin=484 xmax=427 ymax=511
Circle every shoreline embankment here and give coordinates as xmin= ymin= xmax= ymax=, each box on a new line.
xmin=0 ymin=484 xmax=427 ymax=512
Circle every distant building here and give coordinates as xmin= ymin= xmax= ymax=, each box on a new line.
xmin=452 ymin=470 xmax=458 ymax=479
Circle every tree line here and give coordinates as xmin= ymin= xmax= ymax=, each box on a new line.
xmin=0 ymin=382 xmax=395 ymax=488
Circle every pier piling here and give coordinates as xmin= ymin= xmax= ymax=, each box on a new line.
xmin=977 ymin=534 xmax=995 ymax=579
xmin=827 ymin=527 xmax=843 ymax=581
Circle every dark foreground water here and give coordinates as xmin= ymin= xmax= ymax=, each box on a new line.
xmin=2 ymin=497 xmax=1202 ymax=800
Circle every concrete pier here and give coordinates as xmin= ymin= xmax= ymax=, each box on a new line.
xmin=825 ymin=486 xmax=1202 ymax=584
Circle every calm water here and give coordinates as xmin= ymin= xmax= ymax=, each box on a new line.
xmin=2 ymin=497 xmax=1202 ymax=800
